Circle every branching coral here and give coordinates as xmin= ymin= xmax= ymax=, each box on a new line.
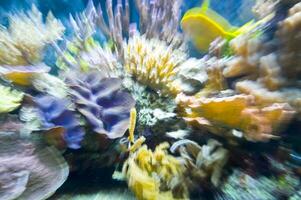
xmin=0 ymin=5 xmax=64 ymax=66
xmin=35 ymin=95 xmax=85 ymax=149
xmin=0 ymin=84 xmax=24 ymax=113
xmin=122 ymin=142 xmax=188 ymax=200
xmin=67 ymin=72 xmax=135 ymax=139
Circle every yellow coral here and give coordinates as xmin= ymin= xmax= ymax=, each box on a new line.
xmin=123 ymin=142 xmax=188 ymax=200
xmin=124 ymin=34 xmax=187 ymax=96
xmin=176 ymin=93 xmax=295 ymax=141
xmin=0 ymin=6 xmax=64 ymax=66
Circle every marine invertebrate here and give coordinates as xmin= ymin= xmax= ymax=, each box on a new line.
xmin=0 ymin=132 xmax=69 ymax=200
xmin=217 ymin=169 xmax=300 ymax=200
xmin=122 ymin=142 xmax=188 ymax=200
xmin=0 ymin=5 xmax=64 ymax=66
xmin=0 ymin=84 xmax=24 ymax=113
xmin=134 ymin=0 xmax=184 ymax=47
xmin=35 ymin=95 xmax=85 ymax=149
xmin=67 ymin=72 xmax=135 ymax=139
xmin=175 ymin=58 xmax=208 ymax=95
xmin=32 ymin=73 xmax=69 ymax=98
xmin=171 ymin=139 xmax=229 ymax=187
xmin=0 ymin=65 xmax=50 ymax=86
xmin=124 ymin=33 xmax=187 ymax=96
xmin=176 ymin=93 xmax=295 ymax=141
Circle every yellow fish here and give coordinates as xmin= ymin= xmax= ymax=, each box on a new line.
xmin=181 ymin=0 xmax=271 ymax=52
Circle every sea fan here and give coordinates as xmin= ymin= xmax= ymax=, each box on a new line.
xmin=67 ymin=72 xmax=135 ymax=139
xmin=35 ymin=95 xmax=85 ymax=149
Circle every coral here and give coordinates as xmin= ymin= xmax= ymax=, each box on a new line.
xmin=134 ymin=0 xmax=184 ymax=47
xmin=124 ymin=33 xmax=187 ymax=96
xmin=67 ymin=72 xmax=135 ymax=139
xmin=217 ymin=169 xmax=300 ymax=200
xmin=252 ymin=0 xmax=279 ymax=18
xmin=0 ymin=115 xmax=24 ymax=133
xmin=56 ymin=37 xmax=121 ymax=76
xmin=223 ymin=34 xmax=262 ymax=79
xmin=32 ymin=73 xmax=69 ymax=98
xmin=0 ymin=6 xmax=64 ymax=66
xmin=176 ymin=93 xmax=295 ymax=141
xmin=123 ymin=77 xmax=184 ymax=137
xmin=0 ymin=84 xmax=23 ymax=113
xmin=171 ymin=139 xmax=229 ymax=187
xmin=19 ymin=106 xmax=42 ymax=137
xmin=35 ymin=95 xmax=85 ymax=149
xmin=0 ymin=132 xmax=69 ymax=200
xmin=122 ymin=142 xmax=188 ymax=200
xmin=0 ymin=65 xmax=50 ymax=86
xmin=175 ymin=58 xmax=208 ymax=95
xmin=276 ymin=2 xmax=301 ymax=82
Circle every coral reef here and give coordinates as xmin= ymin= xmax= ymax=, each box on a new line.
xmin=0 ymin=0 xmax=301 ymax=199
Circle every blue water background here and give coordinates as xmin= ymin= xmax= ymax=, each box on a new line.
xmin=0 ymin=0 xmax=255 ymax=27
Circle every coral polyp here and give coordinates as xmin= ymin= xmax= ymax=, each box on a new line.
xmin=124 ymin=33 xmax=186 ymax=96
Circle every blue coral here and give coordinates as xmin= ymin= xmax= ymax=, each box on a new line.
xmin=67 ymin=72 xmax=135 ymax=139
xmin=35 ymin=95 xmax=85 ymax=149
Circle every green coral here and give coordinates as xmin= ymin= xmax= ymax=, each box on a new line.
xmin=0 ymin=85 xmax=24 ymax=113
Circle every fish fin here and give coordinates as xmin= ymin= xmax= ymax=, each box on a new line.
xmin=201 ymin=0 xmax=210 ymax=12
xmin=204 ymin=8 xmax=234 ymax=32
xmin=233 ymin=13 xmax=274 ymax=36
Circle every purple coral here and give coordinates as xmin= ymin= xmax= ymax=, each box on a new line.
xmin=35 ymin=95 xmax=85 ymax=149
xmin=67 ymin=72 xmax=135 ymax=139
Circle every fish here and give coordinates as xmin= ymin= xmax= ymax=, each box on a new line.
xmin=181 ymin=0 xmax=273 ymax=52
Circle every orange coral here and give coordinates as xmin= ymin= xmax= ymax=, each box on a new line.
xmin=176 ymin=93 xmax=295 ymax=141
